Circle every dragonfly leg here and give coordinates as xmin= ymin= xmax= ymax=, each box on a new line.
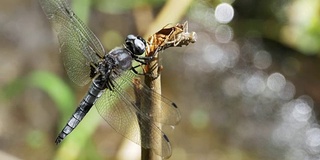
xmin=131 ymin=64 xmax=146 ymax=75
xmin=131 ymin=63 xmax=162 ymax=80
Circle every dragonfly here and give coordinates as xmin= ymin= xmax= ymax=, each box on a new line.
xmin=39 ymin=0 xmax=181 ymax=158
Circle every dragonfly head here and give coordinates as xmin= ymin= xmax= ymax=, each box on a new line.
xmin=125 ymin=35 xmax=146 ymax=55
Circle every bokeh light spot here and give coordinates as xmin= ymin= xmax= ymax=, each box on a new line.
xmin=292 ymin=100 xmax=312 ymax=122
xmin=245 ymin=74 xmax=266 ymax=96
xmin=267 ymin=73 xmax=286 ymax=92
xmin=306 ymin=128 xmax=320 ymax=148
xmin=215 ymin=25 xmax=233 ymax=43
xmin=253 ymin=50 xmax=272 ymax=69
xmin=215 ymin=3 xmax=234 ymax=23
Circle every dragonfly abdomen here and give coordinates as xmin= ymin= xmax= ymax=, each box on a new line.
xmin=55 ymin=81 xmax=104 ymax=144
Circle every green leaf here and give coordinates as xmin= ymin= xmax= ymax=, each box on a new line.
xmin=72 ymin=0 xmax=92 ymax=24
xmin=27 ymin=71 xmax=75 ymax=125
xmin=95 ymin=0 xmax=165 ymax=14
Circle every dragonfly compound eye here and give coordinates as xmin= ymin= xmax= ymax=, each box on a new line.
xmin=133 ymin=37 xmax=146 ymax=55
xmin=125 ymin=35 xmax=146 ymax=55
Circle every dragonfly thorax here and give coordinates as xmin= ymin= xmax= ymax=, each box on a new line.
xmin=106 ymin=48 xmax=133 ymax=74
xmin=96 ymin=48 xmax=133 ymax=90
xmin=102 ymin=34 xmax=147 ymax=80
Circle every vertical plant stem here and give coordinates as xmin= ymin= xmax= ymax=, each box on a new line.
xmin=133 ymin=78 xmax=152 ymax=159
xmin=142 ymin=54 xmax=162 ymax=160
xmin=135 ymin=1 xmax=195 ymax=159
xmin=133 ymin=55 xmax=161 ymax=160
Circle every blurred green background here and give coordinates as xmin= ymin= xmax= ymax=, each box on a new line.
xmin=1 ymin=0 xmax=320 ymax=160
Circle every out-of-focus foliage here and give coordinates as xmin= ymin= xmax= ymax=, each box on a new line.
xmin=72 ymin=0 xmax=91 ymax=24
xmin=282 ymin=0 xmax=320 ymax=54
xmin=28 ymin=71 xmax=75 ymax=123
xmin=94 ymin=0 xmax=166 ymax=14
xmin=1 ymin=71 xmax=75 ymax=121
xmin=230 ymin=0 xmax=320 ymax=55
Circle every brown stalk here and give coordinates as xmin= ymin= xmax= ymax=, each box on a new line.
xmin=135 ymin=21 xmax=197 ymax=160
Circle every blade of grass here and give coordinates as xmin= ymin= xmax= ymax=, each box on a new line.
xmin=144 ymin=0 xmax=194 ymax=37
xmin=28 ymin=71 xmax=75 ymax=124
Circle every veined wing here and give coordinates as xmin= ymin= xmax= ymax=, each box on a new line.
xmin=121 ymin=71 xmax=181 ymax=125
xmin=94 ymin=71 xmax=180 ymax=158
xmin=39 ymin=0 xmax=105 ymax=86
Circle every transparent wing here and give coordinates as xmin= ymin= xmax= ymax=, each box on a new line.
xmin=94 ymin=71 xmax=180 ymax=158
xmin=121 ymin=71 xmax=181 ymax=125
xmin=39 ymin=0 xmax=105 ymax=86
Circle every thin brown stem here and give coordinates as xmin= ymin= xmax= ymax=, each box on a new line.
xmin=135 ymin=0 xmax=195 ymax=159
xmin=143 ymin=54 xmax=162 ymax=160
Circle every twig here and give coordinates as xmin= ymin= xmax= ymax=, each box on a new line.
xmin=137 ymin=21 xmax=196 ymax=160
xmin=134 ymin=0 xmax=195 ymax=159
xmin=142 ymin=51 xmax=162 ymax=160
xmin=132 ymin=78 xmax=151 ymax=159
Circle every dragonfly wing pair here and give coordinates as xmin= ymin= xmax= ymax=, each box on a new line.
xmin=39 ymin=0 xmax=104 ymax=86
xmin=39 ymin=0 xmax=181 ymax=158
